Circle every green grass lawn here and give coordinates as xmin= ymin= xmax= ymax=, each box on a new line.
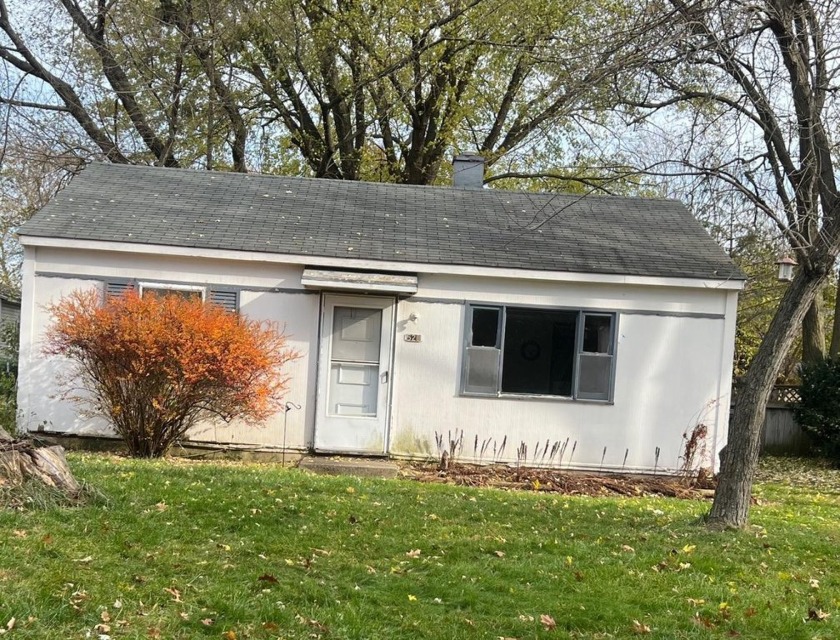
xmin=1 ymin=455 xmax=839 ymax=639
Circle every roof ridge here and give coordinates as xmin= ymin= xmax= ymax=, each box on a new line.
xmin=84 ymin=162 xmax=679 ymax=204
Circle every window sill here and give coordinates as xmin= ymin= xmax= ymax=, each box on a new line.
xmin=461 ymin=391 xmax=613 ymax=405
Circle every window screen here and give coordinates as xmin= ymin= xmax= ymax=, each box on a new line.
xmin=463 ymin=306 xmax=501 ymax=394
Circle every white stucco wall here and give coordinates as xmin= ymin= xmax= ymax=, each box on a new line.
xmin=18 ymin=242 xmax=739 ymax=472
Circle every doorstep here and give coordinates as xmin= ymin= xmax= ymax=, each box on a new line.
xmin=297 ymin=455 xmax=400 ymax=479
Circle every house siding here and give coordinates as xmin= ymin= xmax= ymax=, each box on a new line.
xmin=389 ymin=280 xmax=736 ymax=473
xmin=19 ymin=244 xmax=737 ymax=472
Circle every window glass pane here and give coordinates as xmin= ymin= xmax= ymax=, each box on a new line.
xmin=578 ymin=354 xmax=612 ymax=400
xmin=583 ymin=314 xmax=612 ymax=354
xmin=464 ymin=347 xmax=500 ymax=393
xmin=471 ymin=307 xmax=499 ymax=347
xmin=143 ymin=287 xmax=202 ymax=301
xmin=501 ymin=308 xmax=577 ymax=396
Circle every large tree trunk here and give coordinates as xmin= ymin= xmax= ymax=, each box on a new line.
xmin=802 ymin=297 xmax=826 ymax=362
xmin=709 ymin=268 xmax=827 ymax=527
xmin=829 ymin=278 xmax=840 ymax=357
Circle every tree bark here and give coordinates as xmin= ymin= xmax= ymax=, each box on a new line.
xmin=0 ymin=434 xmax=81 ymax=496
xmin=709 ymin=264 xmax=829 ymax=527
xmin=801 ymin=297 xmax=826 ymax=362
xmin=829 ymin=278 xmax=840 ymax=357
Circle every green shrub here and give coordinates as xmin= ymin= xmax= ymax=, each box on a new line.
xmin=794 ymin=358 xmax=840 ymax=459
xmin=0 ymin=372 xmax=15 ymax=435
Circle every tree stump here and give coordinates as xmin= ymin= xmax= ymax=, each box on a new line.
xmin=0 ymin=427 xmax=81 ymax=496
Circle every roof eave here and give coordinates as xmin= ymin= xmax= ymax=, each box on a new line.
xmin=20 ymin=234 xmax=746 ymax=291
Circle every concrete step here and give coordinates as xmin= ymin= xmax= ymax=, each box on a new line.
xmin=298 ymin=455 xmax=400 ymax=479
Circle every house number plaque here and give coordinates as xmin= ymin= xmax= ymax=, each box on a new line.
xmin=404 ymin=334 xmax=422 ymax=343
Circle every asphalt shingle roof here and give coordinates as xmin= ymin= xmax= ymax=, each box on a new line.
xmin=20 ymin=163 xmax=743 ymax=281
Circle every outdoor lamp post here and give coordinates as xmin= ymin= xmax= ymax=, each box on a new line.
xmin=776 ymin=256 xmax=797 ymax=282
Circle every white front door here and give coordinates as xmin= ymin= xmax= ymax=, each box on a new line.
xmin=314 ymin=294 xmax=394 ymax=454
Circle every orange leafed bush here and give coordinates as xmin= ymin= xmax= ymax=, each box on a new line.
xmin=44 ymin=289 xmax=299 ymax=457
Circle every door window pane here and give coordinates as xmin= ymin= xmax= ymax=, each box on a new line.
xmin=331 ymin=307 xmax=382 ymax=363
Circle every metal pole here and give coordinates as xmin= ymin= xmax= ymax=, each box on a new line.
xmin=282 ymin=402 xmax=300 ymax=467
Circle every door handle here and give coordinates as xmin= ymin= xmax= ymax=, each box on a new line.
xmin=381 ymin=371 xmax=389 ymax=384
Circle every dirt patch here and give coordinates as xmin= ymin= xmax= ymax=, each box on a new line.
xmin=402 ymin=462 xmax=716 ymax=499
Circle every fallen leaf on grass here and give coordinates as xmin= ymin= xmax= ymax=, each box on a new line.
xmin=693 ymin=614 xmax=715 ymax=629
xmin=164 ymin=587 xmax=182 ymax=602
xmin=621 ymin=545 xmax=635 ymax=553
xmin=540 ymin=614 xmax=556 ymax=630
xmin=201 ymin=619 xmax=214 ymax=626
xmin=70 ymin=590 xmax=90 ymax=610
xmin=12 ymin=530 xmax=26 ymax=538
xmin=262 ymin=622 xmax=279 ymax=631
xmin=147 ymin=628 xmax=161 ymax=639
xmin=95 ymin=623 xmax=111 ymax=634
xmin=258 ymin=574 xmax=279 ymax=584
xmin=101 ymin=610 xmax=111 ymax=623
xmin=632 ymin=619 xmax=651 ymax=634
xmin=74 ymin=556 xmax=94 ymax=564
xmin=406 ymin=549 xmax=421 ymax=558
xmin=222 ymin=631 xmax=237 ymax=640
xmin=494 ymin=550 xmax=506 ymax=557
xmin=807 ymin=608 xmax=830 ymax=622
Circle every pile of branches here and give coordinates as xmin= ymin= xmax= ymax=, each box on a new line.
xmin=407 ymin=462 xmax=716 ymax=500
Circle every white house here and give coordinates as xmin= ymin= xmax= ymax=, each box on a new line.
xmin=17 ymin=160 xmax=744 ymax=473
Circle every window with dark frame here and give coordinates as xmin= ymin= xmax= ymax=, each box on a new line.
xmin=463 ymin=304 xmax=616 ymax=401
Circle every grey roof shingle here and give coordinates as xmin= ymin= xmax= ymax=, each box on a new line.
xmin=20 ymin=163 xmax=743 ymax=281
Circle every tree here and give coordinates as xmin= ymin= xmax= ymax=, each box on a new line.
xmin=0 ymin=137 xmax=82 ymax=292
xmin=0 ymin=0 xmax=249 ymax=169
xmin=43 ymin=289 xmax=299 ymax=457
xmin=618 ymin=0 xmax=840 ymax=526
xmin=0 ymin=0 xmax=647 ymax=184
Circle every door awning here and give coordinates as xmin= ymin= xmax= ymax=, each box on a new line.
xmin=301 ymin=268 xmax=418 ymax=294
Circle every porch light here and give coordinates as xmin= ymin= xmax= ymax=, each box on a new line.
xmin=776 ymin=256 xmax=796 ymax=282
